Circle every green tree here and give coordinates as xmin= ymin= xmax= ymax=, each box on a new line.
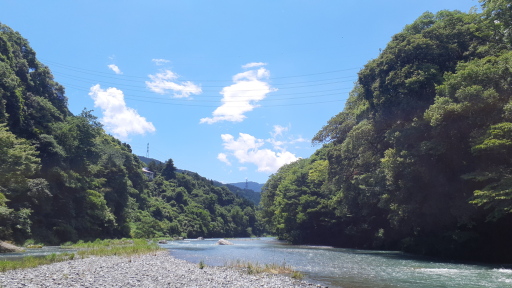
xmin=161 ymin=158 xmax=177 ymax=180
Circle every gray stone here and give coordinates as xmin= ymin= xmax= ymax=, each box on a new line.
xmin=0 ymin=241 xmax=23 ymax=253
xmin=0 ymin=251 xmax=324 ymax=287
xmin=216 ymin=239 xmax=234 ymax=245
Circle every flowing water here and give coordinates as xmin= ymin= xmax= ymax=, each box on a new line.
xmin=160 ymin=237 xmax=512 ymax=288
xmin=0 ymin=246 xmax=76 ymax=261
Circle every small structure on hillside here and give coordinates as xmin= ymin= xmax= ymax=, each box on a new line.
xmin=142 ymin=167 xmax=154 ymax=180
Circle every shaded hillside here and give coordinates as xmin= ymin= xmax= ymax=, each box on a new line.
xmin=215 ymin=183 xmax=261 ymax=205
xmin=261 ymin=3 xmax=512 ymax=262
xmin=137 ymin=156 xmax=261 ymax=205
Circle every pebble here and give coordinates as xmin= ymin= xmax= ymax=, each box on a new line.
xmin=0 ymin=251 xmax=324 ymax=287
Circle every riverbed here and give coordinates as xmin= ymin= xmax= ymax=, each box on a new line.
xmin=161 ymin=237 xmax=512 ymax=288
xmin=0 ymin=251 xmax=312 ymax=287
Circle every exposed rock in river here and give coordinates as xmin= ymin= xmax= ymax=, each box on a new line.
xmin=0 ymin=241 xmax=24 ymax=253
xmin=216 ymin=239 xmax=234 ymax=245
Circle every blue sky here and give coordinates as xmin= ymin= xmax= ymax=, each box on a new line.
xmin=1 ymin=0 xmax=478 ymax=184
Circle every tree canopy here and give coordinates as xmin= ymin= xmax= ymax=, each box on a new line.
xmin=0 ymin=22 xmax=262 ymax=244
xmin=261 ymin=3 xmax=512 ymax=262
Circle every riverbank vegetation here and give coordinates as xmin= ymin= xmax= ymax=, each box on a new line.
xmin=225 ymin=259 xmax=304 ymax=279
xmin=0 ymin=239 xmax=161 ymax=272
xmin=261 ymin=0 xmax=512 ymax=262
xmin=0 ymin=22 xmax=261 ymax=246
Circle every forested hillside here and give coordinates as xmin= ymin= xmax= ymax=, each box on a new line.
xmin=261 ymin=1 xmax=512 ymax=262
xmin=138 ymin=156 xmax=261 ymax=204
xmin=0 ymin=23 xmax=260 ymax=245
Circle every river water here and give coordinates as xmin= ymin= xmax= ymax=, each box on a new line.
xmin=0 ymin=246 xmax=77 ymax=261
xmin=160 ymin=237 xmax=512 ymax=288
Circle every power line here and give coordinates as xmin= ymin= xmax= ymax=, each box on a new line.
xmin=42 ymin=59 xmax=353 ymax=108
xmin=41 ymin=58 xmax=361 ymax=82
xmin=114 ymin=96 xmax=346 ymax=108
xmin=52 ymin=71 xmax=355 ymax=91
xmin=63 ymin=81 xmax=351 ymax=101
xmin=64 ymin=83 xmax=347 ymax=107
xmin=62 ymin=82 xmax=350 ymax=103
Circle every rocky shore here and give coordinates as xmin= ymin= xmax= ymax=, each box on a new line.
xmin=0 ymin=251 xmax=321 ymax=287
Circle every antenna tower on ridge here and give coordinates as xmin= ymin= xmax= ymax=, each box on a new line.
xmin=245 ymin=178 xmax=248 ymax=189
xmin=146 ymin=143 xmax=150 ymax=158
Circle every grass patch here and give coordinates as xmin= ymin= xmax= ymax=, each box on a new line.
xmin=0 ymin=253 xmax=75 ymax=272
xmin=0 ymin=239 xmax=162 ymax=272
xmin=68 ymin=238 xmax=162 ymax=258
xmin=225 ymin=260 xmax=304 ymax=279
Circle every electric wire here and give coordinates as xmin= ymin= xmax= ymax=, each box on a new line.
xmin=63 ymin=83 xmax=348 ymax=107
xmin=52 ymin=72 xmax=356 ymax=91
xmin=63 ymin=82 xmax=350 ymax=102
xmin=41 ymin=58 xmax=360 ymax=82
xmin=62 ymin=82 xmax=346 ymax=98
xmin=41 ymin=58 xmax=355 ymax=108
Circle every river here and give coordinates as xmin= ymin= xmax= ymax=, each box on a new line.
xmin=160 ymin=237 xmax=512 ymax=288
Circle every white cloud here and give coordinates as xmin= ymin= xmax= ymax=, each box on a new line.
xmin=146 ymin=69 xmax=202 ymax=98
xmin=238 ymin=167 xmax=248 ymax=171
xmin=219 ymin=132 xmax=298 ymax=173
xmin=217 ymin=153 xmax=231 ymax=165
xmin=152 ymin=59 xmax=170 ymax=66
xmin=107 ymin=64 xmax=122 ymax=75
xmin=271 ymin=125 xmax=288 ymax=138
xmin=200 ymin=67 xmax=276 ymax=124
xmin=89 ymin=84 xmax=156 ymax=139
xmin=242 ymin=62 xmax=267 ymax=69
xmin=290 ymin=136 xmax=308 ymax=144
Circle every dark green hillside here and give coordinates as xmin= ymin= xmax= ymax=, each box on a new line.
xmin=216 ymin=183 xmax=261 ymax=205
xmin=137 ymin=156 xmax=261 ymax=204
xmin=138 ymin=156 xmax=163 ymax=166
xmin=0 ymin=23 xmax=261 ymax=245
xmin=261 ymin=1 xmax=512 ymax=262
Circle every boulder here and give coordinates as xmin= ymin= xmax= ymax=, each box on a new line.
xmin=216 ymin=239 xmax=233 ymax=245
xmin=0 ymin=241 xmax=24 ymax=253
xmin=197 ymin=237 xmax=204 ymax=240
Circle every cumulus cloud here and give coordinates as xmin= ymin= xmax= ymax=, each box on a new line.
xmin=89 ymin=84 xmax=156 ymax=139
xmin=200 ymin=65 xmax=276 ymax=124
xmin=152 ymin=58 xmax=170 ymax=66
xmin=217 ymin=153 xmax=231 ymax=165
xmin=218 ymin=132 xmax=298 ymax=173
xmin=107 ymin=64 xmax=122 ymax=75
xmin=242 ymin=62 xmax=267 ymax=69
xmin=146 ymin=69 xmax=202 ymax=98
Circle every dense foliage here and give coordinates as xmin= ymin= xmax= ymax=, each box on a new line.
xmin=261 ymin=1 xmax=512 ymax=262
xmin=0 ymin=23 xmax=260 ymax=244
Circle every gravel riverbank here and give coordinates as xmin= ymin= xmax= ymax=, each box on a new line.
xmin=0 ymin=251 xmax=322 ymax=287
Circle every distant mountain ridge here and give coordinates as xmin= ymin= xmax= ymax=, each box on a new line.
xmin=138 ymin=155 xmax=163 ymax=165
xmin=227 ymin=181 xmax=264 ymax=193
xmin=137 ymin=156 xmax=262 ymax=204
